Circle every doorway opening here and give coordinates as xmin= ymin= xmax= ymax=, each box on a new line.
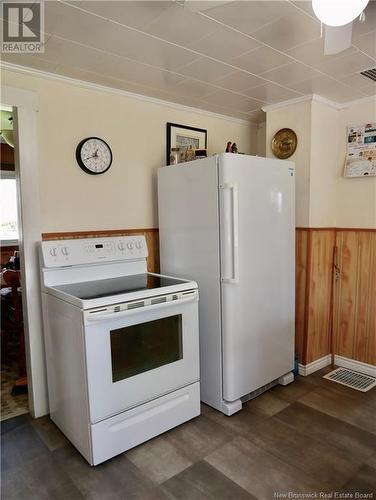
xmin=1 ymin=106 xmax=29 ymax=420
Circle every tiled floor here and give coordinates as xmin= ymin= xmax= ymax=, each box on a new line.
xmin=2 ymin=367 xmax=376 ymax=500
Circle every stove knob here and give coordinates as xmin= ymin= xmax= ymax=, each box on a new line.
xmin=118 ymin=242 xmax=125 ymax=251
xmin=135 ymin=240 xmax=142 ymax=250
xmin=49 ymin=247 xmax=57 ymax=257
xmin=127 ymin=242 xmax=134 ymax=250
xmin=61 ymin=246 xmax=69 ymax=256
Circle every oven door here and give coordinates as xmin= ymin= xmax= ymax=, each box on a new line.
xmin=83 ymin=290 xmax=199 ymax=423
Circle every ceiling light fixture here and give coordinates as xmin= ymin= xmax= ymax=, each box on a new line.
xmin=312 ymin=0 xmax=369 ymax=26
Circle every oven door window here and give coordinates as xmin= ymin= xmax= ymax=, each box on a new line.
xmin=110 ymin=314 xmax=183 ymax=382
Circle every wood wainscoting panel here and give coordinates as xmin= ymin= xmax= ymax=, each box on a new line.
xmin=334 ymin=230 xmax=376 ymax=366
xmin=295 ymin=229 xmax=308 ymax=363
xmin=41 ymin=227 xmax=375 ymax=367
xmin=41 ymin=228 xmax=160 ymax=273
xmin=305 ymin=230 xmax=336 ymax=364
xmin=297 ymin=228 xmax=376 ymax=367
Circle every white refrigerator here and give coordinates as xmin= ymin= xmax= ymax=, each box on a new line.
xmin=158 ymin=153 xmax=295 ymax=415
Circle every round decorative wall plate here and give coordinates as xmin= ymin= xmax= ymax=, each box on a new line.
xmin=271 ymin=128 xmax=297 ymax=159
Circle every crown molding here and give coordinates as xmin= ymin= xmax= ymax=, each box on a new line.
xmin=337 ymin=94 xmax=376 ymax=109
xmin=262 ymin=93 xmax=376 ymax=113
xmin=0 ymin=62 xmax=256 ymax=126
xmin=262 ymin=94 xmax=340 ymax=112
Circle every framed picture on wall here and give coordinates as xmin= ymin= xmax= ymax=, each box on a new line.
xmin=166 ymin=122 xmax=207 ymax=165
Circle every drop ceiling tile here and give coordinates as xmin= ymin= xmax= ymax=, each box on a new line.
xmin=0 ymin=52 xmax=58 ymax=73
xmin=44 ymin=2 xmax=198 ymax=71
xmin=204 ymin=89 xmax=263 ymax=112
xmin=60 ymin=50 xmax=187 ymax=92
xmin=173 ymin=79 xmax=217 ymax=99
xmin=352 ymin=0 xmax=376 ymax=37
xmin=356 ymin=84 xmax=376 ymax=96
xmin=290 ymin=1 xmax=316 ymax=18
xmin=193 ymin=101 xmax=252 ymax=120
xmin=334 ymin=90 xmax=370 ymax=103
xmin=353 ymin=31 xmax=376 ymax=59
xmin=54 ymin=64 xmax=98 ymax=82
xmin=125 ymin=85 xmax=206 ymax=109
xmin=141 ymin=3 xmax=219 ymax=45
xmin=260 ymin=62 xmax=322 ymax=86
xmin=41 ymin=36 xmax=118 ymax=73
xmin=343 ymin=73 xmax=376 ymax=92
xmin=286 ymin=38 xmax=357 ymax=67
xmin=188 ymin=25 xmax=261 ymax=62
xmin=316 ymin=51 xmax=375 ymax=78
xmin=137 ymin=68 xmax=187 ymax=90
xmin=167 ymin=94 xmax=210 ymax=109
xmin=4 ymin=35 xmax=88 ymax=72
xmin=183 ymin=2 xmax=234 ymax=14
xmin=178 ymin=57 xmax=235 ymax=82
xmin=67 ymin=1 xmax=173 ymax=29
xmin=44 ymin=1 xmax=112 ymax=47
xmin=81 ymin=54 xmax=137 ymax=82
xmin=214 ymin=71 xmax=265 ymax=92
xmin=243 ymin=82 xmax=301 ymax=103
xmin=100 ymin=25 xmax=198 ymax=70
xmin=231 ymin=46 xmax=294 ymax=75
xmin=203 ymin=0 xmax=297 ymax=36
xmin=56 ymin=66 xmax=143 ymax=93
xmin=250 ymin=10 xmax=320 ymax=51
xmin=290 ymin=75 xmax=367 ymax=101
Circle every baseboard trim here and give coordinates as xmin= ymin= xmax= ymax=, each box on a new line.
xmin=299 ymin=354 xmax=376 ymax=377
xmin=334 ymin=355 xmax=376 ymax=377
xmin=298 ymin=355 xmax=331 ymax=376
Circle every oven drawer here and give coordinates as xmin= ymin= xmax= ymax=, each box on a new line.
xmin=90 ymin=382 xmax=200 ymax=465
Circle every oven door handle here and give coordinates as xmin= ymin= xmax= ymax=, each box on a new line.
xmin=85 ymin=293 xmax=198 ymax=323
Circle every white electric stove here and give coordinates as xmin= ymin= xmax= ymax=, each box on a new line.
xmin=40 ymin=235 xmax=200 ymax=465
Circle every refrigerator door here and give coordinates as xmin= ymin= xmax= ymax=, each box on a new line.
xmin=219 ymin=154 xmax=295 ymax=402
xmin=158 ymin=157 xmax=224 ymax=409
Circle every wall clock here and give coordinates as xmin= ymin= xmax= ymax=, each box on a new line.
xmin=76 ymin=137 xmax=112 ymax=175
xmin=271 ymin=128 xmax=297 ymax=159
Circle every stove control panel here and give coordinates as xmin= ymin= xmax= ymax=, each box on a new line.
xmin=41 ymin=235 xmax=148 ymax=268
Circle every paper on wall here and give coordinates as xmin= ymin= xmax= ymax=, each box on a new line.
xmin=344 ymin=123 xmax=376 ymax=178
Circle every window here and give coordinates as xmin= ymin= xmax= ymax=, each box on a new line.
xmin=0 ymin=171 xmax=19 ymax=243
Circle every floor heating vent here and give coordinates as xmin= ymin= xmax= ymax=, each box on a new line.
xmin=324 ymin=368 xmax=376 ymax=392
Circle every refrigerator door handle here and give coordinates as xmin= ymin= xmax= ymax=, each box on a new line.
xmin=220 ymin=183 xmax=239 ymax=284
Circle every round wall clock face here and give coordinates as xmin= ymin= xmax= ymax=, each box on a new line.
xmin=271 ymin=128 xmax=297 ymax=159
xmin=76 ymin=137 xmax=112 ymax=175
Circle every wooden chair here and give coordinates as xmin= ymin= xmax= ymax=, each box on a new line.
xmin=1 ymin=269 xmax=27 ymax=381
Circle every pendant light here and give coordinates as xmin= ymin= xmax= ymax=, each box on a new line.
xmin=312 ymin=0 xmax=369 ymax=27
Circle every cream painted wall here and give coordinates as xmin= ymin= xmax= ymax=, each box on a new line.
xmin=336 ymin=98 xmax=376 ymax=228
xmin=266 ymin=97 xmax=376 ymax=229
xmin=256 ymin=121 xmax=266 ymax=157
xmin=309 ymin=100 xmax=338 ymax=227
xmin=2 ymin=69 xmax=255 ymax=232
xmin=266 ymin=100 xmax=311 ymax=227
